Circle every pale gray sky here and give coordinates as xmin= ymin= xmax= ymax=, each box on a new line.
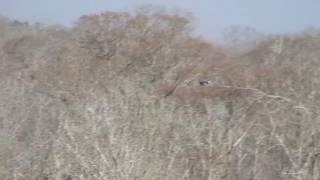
xmin=1 ymin=0 xmax=320 ymax=38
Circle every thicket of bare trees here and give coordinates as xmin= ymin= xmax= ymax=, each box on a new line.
xmin=0 ymin=7 xmax=320 ymax=180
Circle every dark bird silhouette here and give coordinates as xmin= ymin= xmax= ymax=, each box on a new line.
xmin=199 ymin=80 xmax=210 ymax=86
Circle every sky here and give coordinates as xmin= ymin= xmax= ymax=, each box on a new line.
xmin=1 ymin=0 xmax=320 ymax=38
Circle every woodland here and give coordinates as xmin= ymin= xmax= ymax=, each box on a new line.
xmin=0 ymin=7 xmax=320 ymax=180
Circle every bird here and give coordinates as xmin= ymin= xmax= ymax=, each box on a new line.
xmin=199 ymin=80 xmax=210 ymax=86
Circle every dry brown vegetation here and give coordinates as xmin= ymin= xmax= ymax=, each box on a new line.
xmin=1 ymin=7 xmax=320 ymax=180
